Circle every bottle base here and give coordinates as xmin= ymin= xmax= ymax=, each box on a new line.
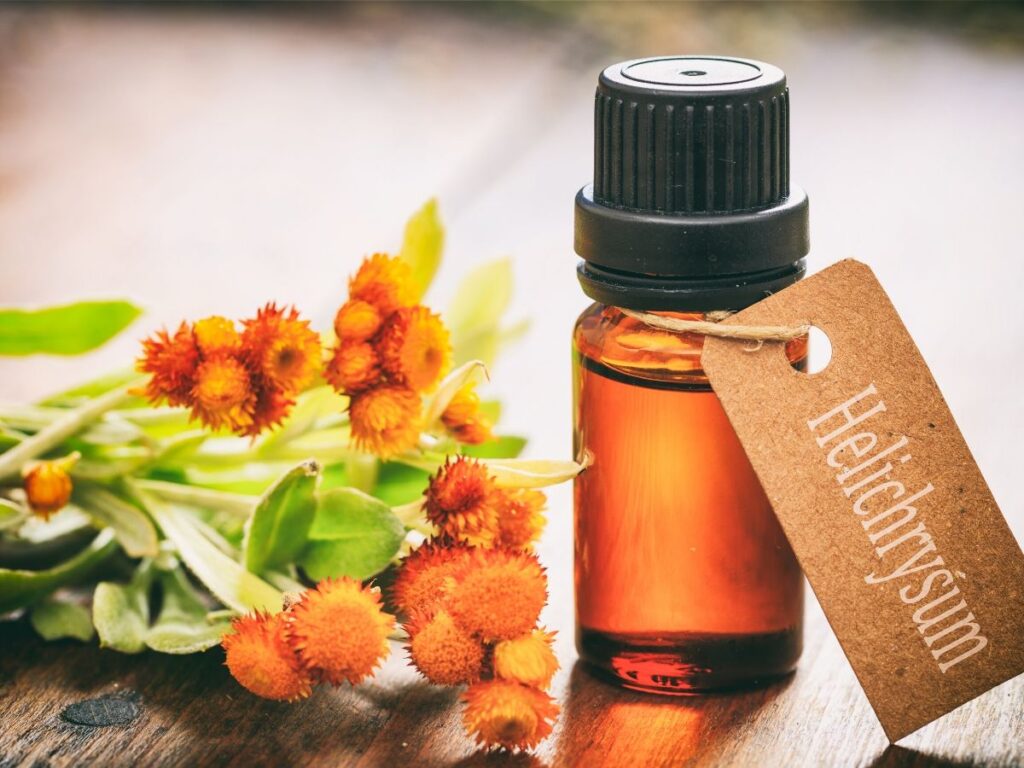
xmin=577 ymin=627 xmax=801 ymax=695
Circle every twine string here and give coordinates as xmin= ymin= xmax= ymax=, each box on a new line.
xmin=621 ymin=308 xmax=808 ymax=345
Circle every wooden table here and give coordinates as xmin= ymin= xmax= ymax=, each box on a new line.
xmin=2 ymin=6 xmax=1023 ymax=766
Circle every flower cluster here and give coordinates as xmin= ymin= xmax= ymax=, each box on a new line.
xmin=222 ymin=577 xmax=393 ymax=701
xmin=326 ymin=254 xmax=492 ymax=457
xmin=138 ymin=304 xmax=321 ymax=436
xmin=390 ymin=457 xmax=558 ymax=752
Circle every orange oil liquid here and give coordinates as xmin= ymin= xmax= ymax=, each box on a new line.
xmin=573 ymin=305 xmax=804 ymax=693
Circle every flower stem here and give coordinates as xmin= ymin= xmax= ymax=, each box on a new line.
xmin=0 ymin=384 xmax=138 ymax=480
xmin=130 ymin=479 xmax=256 ymax=517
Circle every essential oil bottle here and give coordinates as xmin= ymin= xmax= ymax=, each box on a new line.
xmin=572 ymin=56 xmax=809 ymax=693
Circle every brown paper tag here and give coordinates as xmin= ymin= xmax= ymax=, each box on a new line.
xmin=702 ymin=259 xmax=1024 ymax=742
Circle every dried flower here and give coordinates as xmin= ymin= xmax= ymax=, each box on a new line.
xmin=287 ymin=578 xmax=394 ymax=685
xmin=377 ymin=306 xmax=450 ymax=393
xmin=245 ymin=382 xmax=294 ymax=437
xmin=325 ymin=342 xmax=382 ymax=394
xmin=334 ymin=299 xmax=382 ymax=342
xmin=349 ymin=385 xmax=421 ymax=458
xmin=137 ymin=322 xmax=200 ymax=407
xmin=242 ymin=303 xmax=322 ymax=396
xmin=22 ymin=455 xmax=77 ymax=519
xmin=223 ymin=611 xmax=313 ymax=702
xmin=424 ymin=457 xmax=499 ymax=548
xmin=349 ymin=253 xmax=416 ymax=316
xmin=494 ymin=489 xmax=546 ymax=552
xmin=193 ymin=315 xmax=241 ymax=356
xmin=441 ymin=382 xmax=493 ymax=444
xmin=392 ymin=540 xmax=470 ymax=620
xmin=448 ymin=548 xmax=547 ymax=642
xmin=407 ymin=610 xmax=485 ymax=686
xmin=462 ymin=680 xmax=559 ymax=752
xmin=493 ymin=629 xmax=558 ymax=689
xmin=190 ymin=356 xmax=255 ymax=432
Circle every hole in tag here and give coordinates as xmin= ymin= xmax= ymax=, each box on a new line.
xmin=792 ymin=325 xmax=831 ymax=374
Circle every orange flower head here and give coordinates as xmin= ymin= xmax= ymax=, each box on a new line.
xmin=349 ymin=253 xmax=416 ymax=316
xmin=242 ymin=303 xmax=322 ymax=396
xmin=348 ymin=385 xmax=421 ymax=459
xmin=242 ymin=380 xmax=294 ymax=437
xmin=334 ymin=299 xmax=382 ymax=342
xmin=392 ymin=540 xmax=472 ymax=620
xmin=22 ymin=458 xmax=75 ymax=519
xmin=287 ymin=578 xmax=394 ymax=685
xmin=376 ymin=306 xmax=451 ymax=393
xmin=193 ymin=315 xmax=241 ymax=356
xmin=441 ymin=382 xmax=493 ymax=444
xmin=407 ymin=610 xmax=485 ymax=686
xmin=222 ymin=611 xmax=313 ymax=702
xmin=462 ymin=680 xmax=559 ymax=752
xmin=494 ymin=488 xmax=547 ymax=552
xmin=137 ymin=322 xmax=200 ymax=407
xmin=449 ymin=548 xmax=547 ymax=642
xmin=493 ymin=628 xmax=559 ymax=689
xmin=325 ymin=342 xmax=382 ymax=394
xmin=424 ymin=457 xmax=499 ymax=548
xmin=190 ymin=355 xmax=255 ymax=432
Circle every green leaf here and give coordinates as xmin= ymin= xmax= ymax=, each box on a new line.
xmin=0 ymin=498 xmax=27 ymax=531
xmin=145 ymin=569 xmax=231 ymax=654
xmin=30 ymin=596 xmax=95 ymax=642
xmin=371 ymin=463 xmax=431 ymax=506
xmin=0 ymin=301 xmax=142 ymax=356
xmin=447 ymin=257 xmax=513 ymax=336
xmin=398 ymin=198 xmax=444 ymax=300
xmin=93 ymin=563 xmax=154 ymax=654
xmin=40 ymin=368 xmax=139 ymax=406
xmin=74 ymin=486 xmax=159 ymax=558
xmin=462 ymin=435 xmax=527 ymax=459
xmin=135 ymin=488 xmax=283 ymax=614
xmin=242 ymin=460 xmax=320 ymax=575
xmin=299 ymin=488 xmax=405 ymax=581
xmin=0 ymin=529 xmax=117 ymax=613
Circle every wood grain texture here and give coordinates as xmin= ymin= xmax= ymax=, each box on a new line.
xmin=1 ymin=6 xmax=1022 ymax=767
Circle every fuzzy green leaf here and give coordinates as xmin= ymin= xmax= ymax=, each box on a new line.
xmin=30 ymin=596 xmax=95 ymax=642
xmin=462 ymin=435 xmax=527 ymax=459
xmin=93 ymin=563 xmax=153 ymax=654
xmin=399 ymin=198 xmax=444 ymax=300
xmin=0 ymin=301 xmax=142 ymax=356
xmin=136 ymin=489 xmax=283 ymax=614
xmin=74 ymin=486 xmax=159 ymax=558
xmin=242 ymin=460 xmax=320 ymax=575
xmin=371 ymin=463 xmax=431 ymax=506
xmin=0 ymin=529 xmax=117 ymax=613
xmin=145 ymin=570 xmax=230 ymax=654
xmin=299 ymin=488 xmax=404 ymax=581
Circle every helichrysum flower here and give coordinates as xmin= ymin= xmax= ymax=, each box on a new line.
xmin=493 ymin=629 xmax=558 ymax=689
xmin=138 ymin=322 xmax=200 ymax=407
xmin=349 ymin=253 xmax=416 ymax=316
xmin=190 ymin=355 xmax=255 ymax=432
xmin=424 ymin=457 xmax=499 ymax=548
xmin=223 ymin=611 xmax=313 ymax=702
xmin=287 ymin=578 xmax=394 ymax=685
xmin=325 ymin=342 xmax=382 ymax=394
xmin=407 ymin=610 xmax=485 ymax=686
xmin=349 ymin=385 xmax=421 ymax=458
xmin=193 ymin=315 xmax=242 ymax=356
xmin=242 ymin=303 xmax=322 ymax=396
xmin=448 ymin=548 xmax=547 ymax=642
xmin=441 ymin=381 xmax=493 ymax=445
xmin=392 ymin=540 xmax=471 ymax=620
xmin=377 ymin=306 xmax=451 ymax=394
xmin=462 ymin=680 xmax=559 ymax=752
xmin=334 ymin=299 xmax=382 ymax=342
xmin=493 ymin=488 xmax=547 ymax=552
xmin=22 ymin=455 xmax=77 ymax=519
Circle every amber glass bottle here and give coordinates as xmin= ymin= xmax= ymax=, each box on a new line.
xmin=572 ymin=57 xmax=810 ymax=693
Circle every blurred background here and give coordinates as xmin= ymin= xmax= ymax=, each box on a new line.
xmin=1 ymin=0 xmax=1022 ymax=567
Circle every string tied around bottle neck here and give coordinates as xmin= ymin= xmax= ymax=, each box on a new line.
xmin=621 ymin=308 xmax=809 ymax=350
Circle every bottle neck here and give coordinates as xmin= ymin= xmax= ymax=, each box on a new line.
xmin=577 ymin=259 xmax=806 ymax=313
